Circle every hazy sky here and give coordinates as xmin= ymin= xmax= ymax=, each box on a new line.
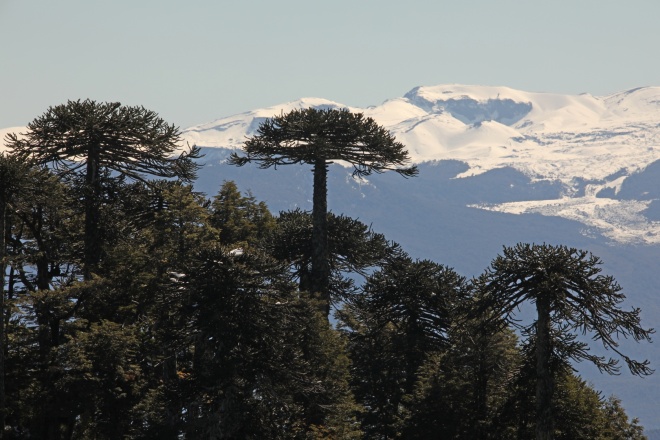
xmin=1 ymin=0 xmax=658 ymax=129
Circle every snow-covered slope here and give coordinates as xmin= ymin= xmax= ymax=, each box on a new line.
xmin=183 ymin=85 xmax=660 ymax=181
xmin=182 ymin=84 xmax=660 ymax=245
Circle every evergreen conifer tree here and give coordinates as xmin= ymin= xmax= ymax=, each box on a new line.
xmin=340 ymin=256 xmax=467 ymax=437
xmin=481 ymin=243 xmax=654 ymax=440
xmin=229 ymin=108 xmax=416 ymax=316
xmin=268 ymin=209 xmax=401 ymax=304
xmin=185 ymin=245 xmax=362 ymax=438
xmin=5 ymin=100 xmax=201 ymax=278
xmin=210 ymin=180 xmax=275 ymax=246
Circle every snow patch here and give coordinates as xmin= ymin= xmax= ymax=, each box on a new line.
xmin=471 ymin=196 xmax=660 ymax=245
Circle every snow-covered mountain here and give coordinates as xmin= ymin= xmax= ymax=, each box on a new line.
xmin=182 ymin=84 xmax=660 ymax=246
xmin=180 ymin=85 xmax=660 ymax=430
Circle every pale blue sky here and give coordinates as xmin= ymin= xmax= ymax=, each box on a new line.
xmin=1 ymin=0 xmax=658 ymax=129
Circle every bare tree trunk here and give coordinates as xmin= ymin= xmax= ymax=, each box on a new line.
xmin=536 ymin=295 xmax=553 ymax=440
xmin=311 ymin=158 xmax=330 ymax=317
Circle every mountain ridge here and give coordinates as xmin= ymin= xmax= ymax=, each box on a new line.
xmin=180 ymin=84 xmax=660 ymax=246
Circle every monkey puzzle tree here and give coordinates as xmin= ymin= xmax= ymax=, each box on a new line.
xmin=340 ymin=256 xmax=468 ymax=437
xmin=5 ymin=99 xmax=201 ymax=278
xmin=267 ymin=209 xmax=402 ymax=302
xmin=481 ymin=243 xmax=654 ymax=440
xmin=229 ymin=107 xmax=417 ymax=316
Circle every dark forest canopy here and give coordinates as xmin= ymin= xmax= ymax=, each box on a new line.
xmin=0 ymin=103 xmax=651 ymax=439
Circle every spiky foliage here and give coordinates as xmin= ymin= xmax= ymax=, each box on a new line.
xmin=268 ymin=208 xmax=402 ymax=305
xmin=229 ymin=108 xmax=417 ymax=316
xmin=5 ymin=99 xmax=202 ymax=277
xmin=229 ymin=108 xmax=417 ymax=178
xmin=5 ymin=100 xmax=200 ymax=183
xmin=340 ymin=256 xmax=468 ymax=437
xmin=184 ymin=245 xmax=362 ymax=438
xmin=481 ymin=243 xmax=654 ymax=440
xmin=0 ymin=154 xmax=39 ymax=433
xmin=210 ymin=180 xmax=275 ymax=246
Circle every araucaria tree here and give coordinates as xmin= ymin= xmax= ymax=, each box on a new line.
xmin=229 ymin=107 xmax=417 ymax=316
xmin=5 ymin=99 xmax=201 ymax=278
xmin=481 ymin=243 xmax=654 ymax=440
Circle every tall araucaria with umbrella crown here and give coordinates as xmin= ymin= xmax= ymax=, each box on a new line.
xmin=229 ymin=107 xmax=417 ymax=317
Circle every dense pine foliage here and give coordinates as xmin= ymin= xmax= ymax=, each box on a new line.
xmin=0 ymin=103 xmax=652 ymax=439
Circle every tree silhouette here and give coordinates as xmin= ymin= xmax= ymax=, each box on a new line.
xmin=481 ymin=243 xmax=654 ymax=440
xmin=229 ymin=107 xmax=417 ymax=316
xmin=268 ymin=209 xmax=401 ymax=301
xmin=6 ymin=100 xmax=201 ymax=278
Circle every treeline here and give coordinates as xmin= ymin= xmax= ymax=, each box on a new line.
xmin=0 ymin=101 xmax=652 ymax=439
